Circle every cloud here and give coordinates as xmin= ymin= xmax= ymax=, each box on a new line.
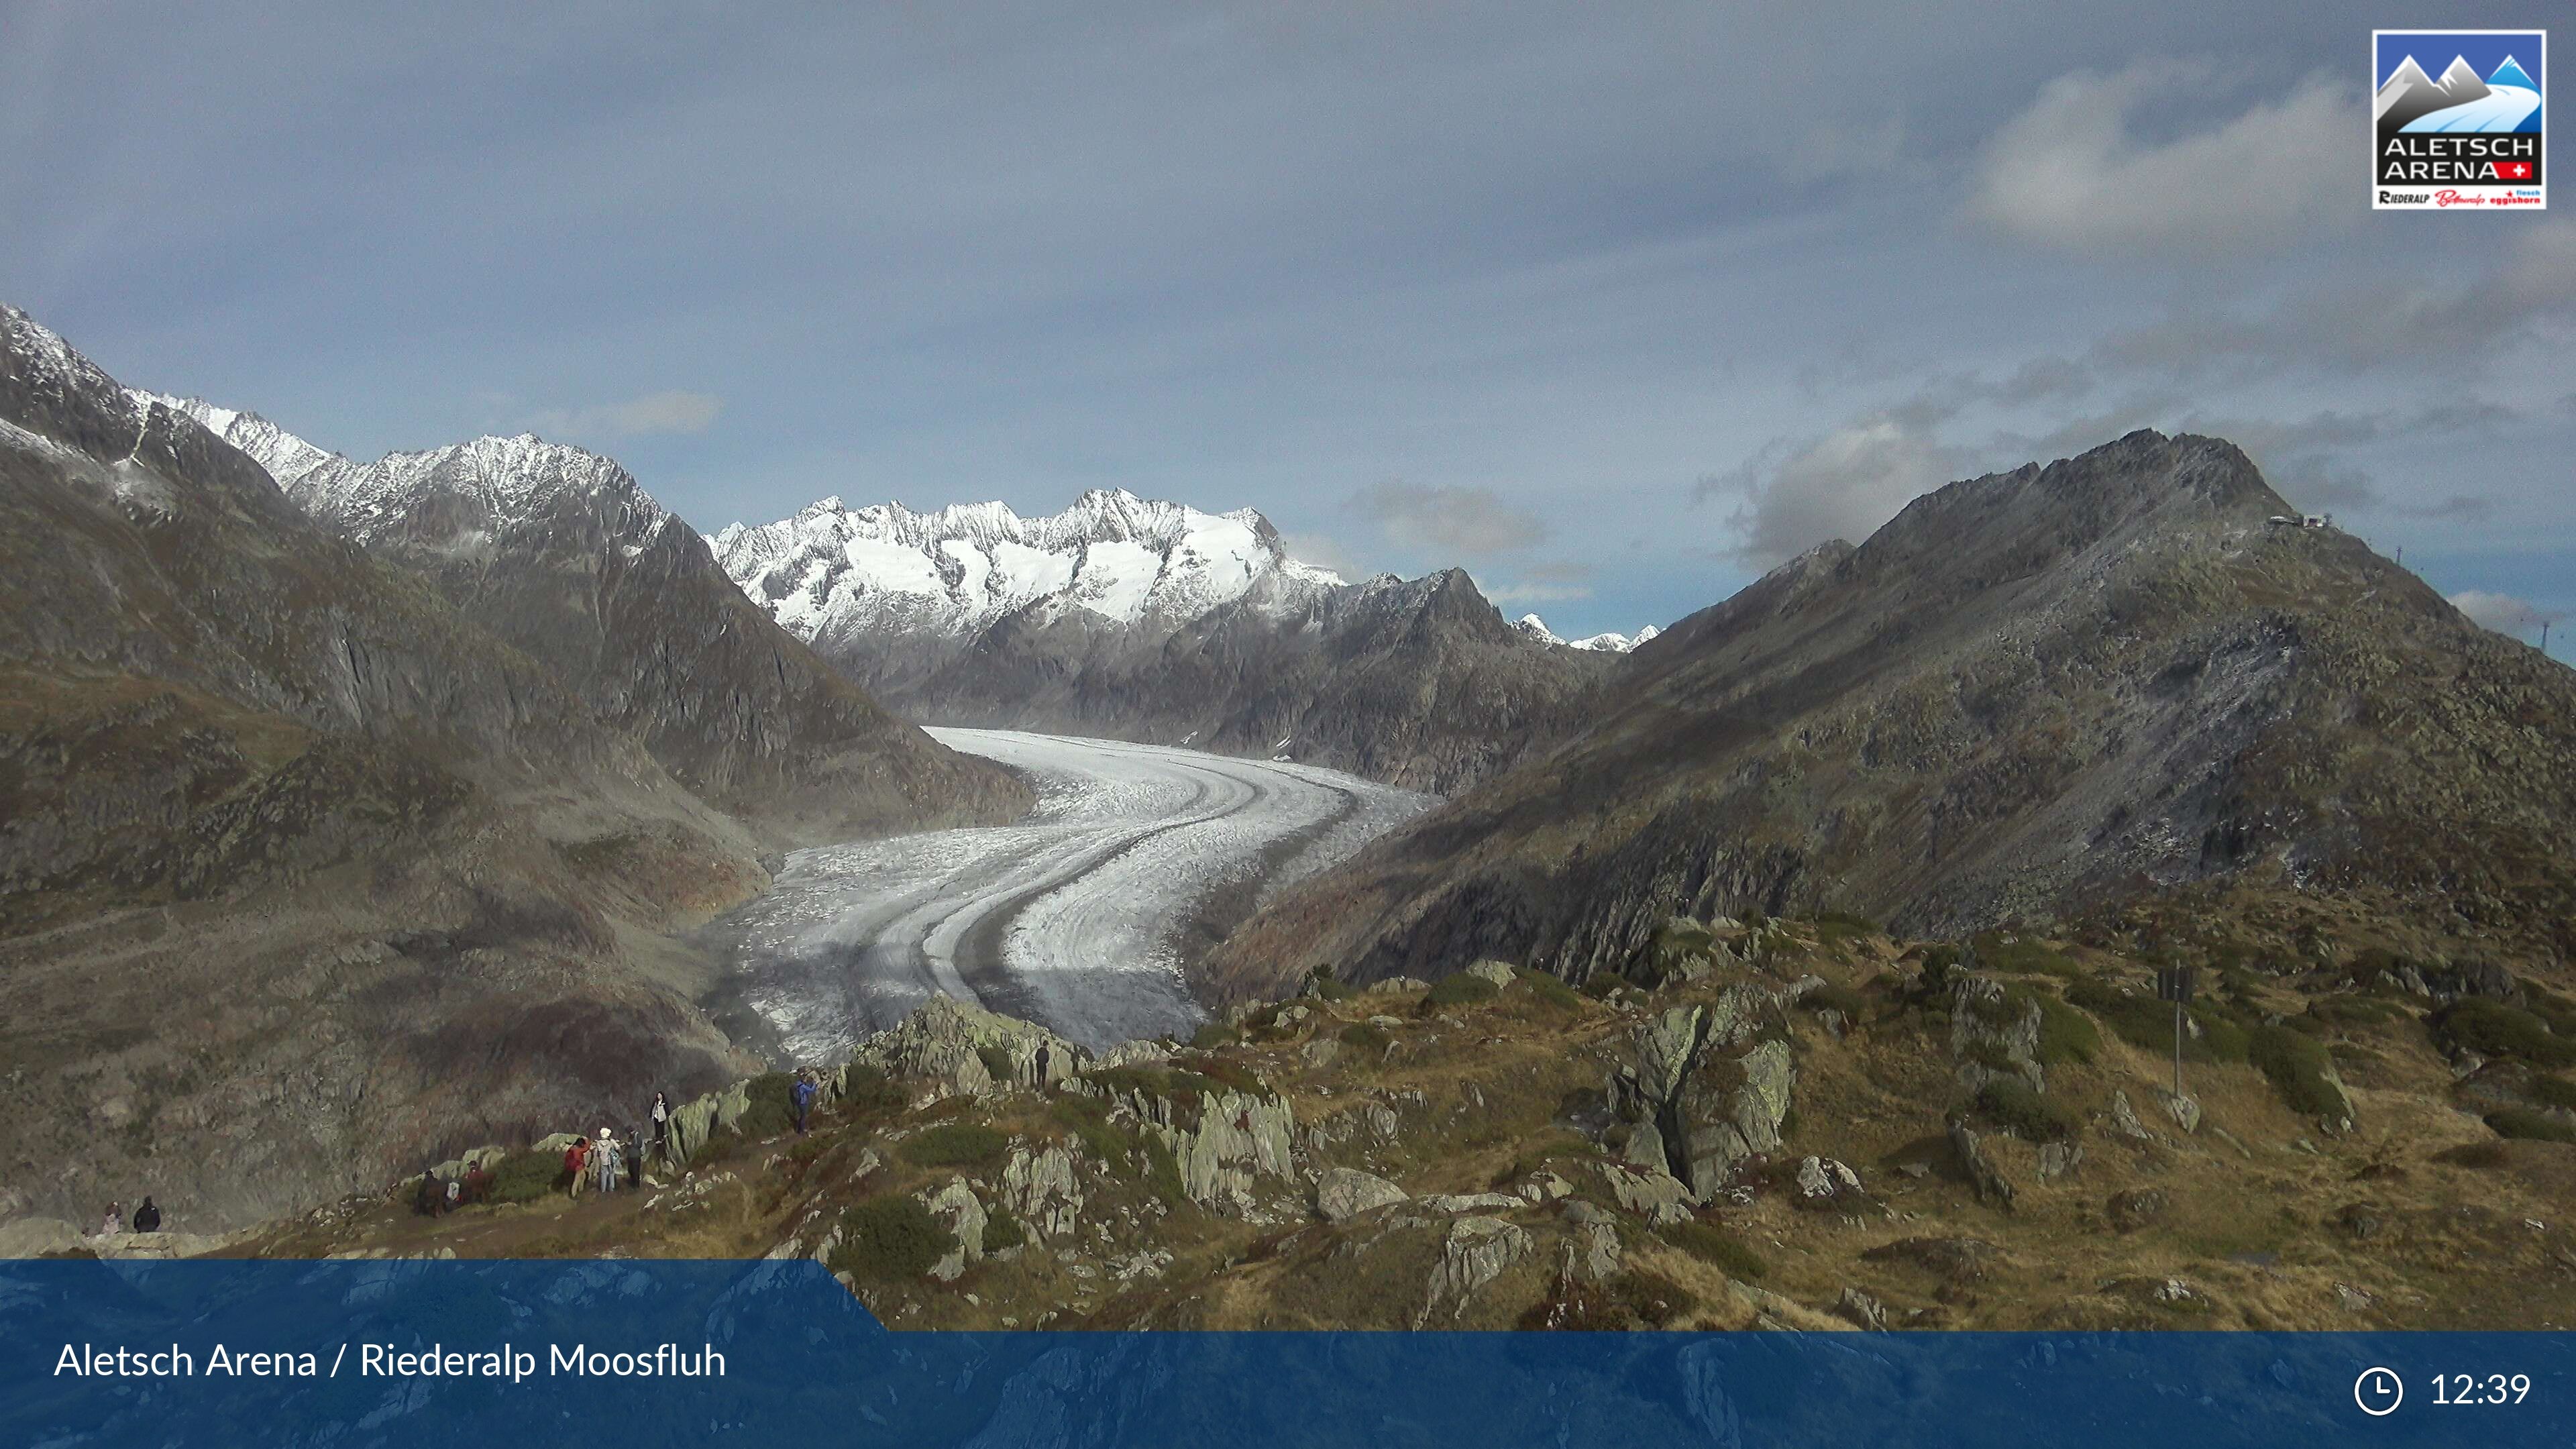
xmin=2095 ymin=220 xmax=2576 ymax=379
xmin=1697 ymin=414 xmax=1974 ymax=567
xmin=528 ymin=390 xmax=723 ymax=438
xmin=1972 ymin=64 xmax=2353 ymax=256
xmin=1474 ymin=559 xmax=1595 ymax=604
xmin=1346 ymin=480 xmax=1546 ymax=557
xmin=2451 ymin=590 xmax=2566 ymax=635
xmin=1277 ymin=530 xmax=1369 ymax=581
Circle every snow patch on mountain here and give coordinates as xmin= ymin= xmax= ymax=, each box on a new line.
xmin=1513 ymin=613 xmax=1662 ymax=653
xmin=715 ymin=490 xmax=1346 ymax=641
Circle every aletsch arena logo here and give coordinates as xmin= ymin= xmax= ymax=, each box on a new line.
xmin=2373 ymin=30 xmax=2546 ymax=209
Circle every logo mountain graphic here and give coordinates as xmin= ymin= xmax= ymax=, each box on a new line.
xmin=2377 ymin=50 xmax=2541 ymax=136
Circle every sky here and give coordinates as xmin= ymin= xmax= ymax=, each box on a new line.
xmin=3 ymin=1 xmax=2569 ymax=651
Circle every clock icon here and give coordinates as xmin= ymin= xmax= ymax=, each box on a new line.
xmin=2355 ymin=1366 xmax=2405 ymax=1417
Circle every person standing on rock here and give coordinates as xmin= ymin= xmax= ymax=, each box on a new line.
xmin=97 ymin=1203 xmax=121 ymax=1238
xmin=565 ymin=1136 xmax=591 ymax=1199
xmin=131 ymin=1197 xmax=160 ymax=1233
xmin=649 ymin=1091 xmax=672 ymax=1166
xmin=791 ymin=1071 xmax=817 ymax=1135
xmin=1034 ymin=1044 xmax=1051 ymax=1091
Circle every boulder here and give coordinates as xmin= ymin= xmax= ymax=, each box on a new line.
xmin=1417 ymin=1192 xmax=1525 ymax=1214
xmin=920 ymin=1178 xmax=987 ymax=1282
xmin=1416 ymin=1216 xmax=1531 ymax=1326
xmin=0 ymin=1217 xmax=85 ymax=1257
xmin=2159 ymin=1090 xmax=2202 ymax=1134
xmin=1948 ymin=1118 xmax=2017 ymax=1212
xmin=1316 ymin=1168 xmax=1408 ymax=1224
xmin=1950 ymin=976 xmax=2044 ymax=1093
xmin=1463 ymin=960 xmax=1519 ymax=988
xmin=2037 ymin=1140 xmax=2083 ymax=1182
xmin=1598 ymin=1162 xmax=1693 ymax=1226
xmin=1837 ymin=1286 xmax=1888 ymax=1331
xmin=2108 ymin=1090 xmax=2157 ymax=1141
xmin=2106 ymin=1187 xmax=2166 ymax=1232
xmin=1002 ymin=1144 xmax=1084 ymax=1241
xmin=1146 ymin=1089 xmax=1297 ymax=1214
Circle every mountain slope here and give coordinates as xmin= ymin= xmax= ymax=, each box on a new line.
xmin=719 ymin=494 xmax=1622 ymax=792
xmin=1209 ymin=431 xmax=2576 ymax=997
xmin=0 ymin=306 xmax=788 ymax=1228
xmin=155 ymin=404 xmax=1030 ymax=849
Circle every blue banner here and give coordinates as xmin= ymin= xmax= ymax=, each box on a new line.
xmin=5 ymin=1258 xmax=2568 ymax=1447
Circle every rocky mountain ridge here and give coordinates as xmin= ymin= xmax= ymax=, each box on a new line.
xmin=1208 ymin=430 xmax=2576 ymax=999
xmin=0 ymin=305 xmax=1014 ymax=1233
xmin=152 ymin=398 xmax=1030 ymax=848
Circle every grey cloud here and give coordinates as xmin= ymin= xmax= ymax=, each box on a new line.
xmin=1697 ymin=415 xmax=1977 ymax=568
xmin=1347 ymin=480 xmax=1546 ymax=558
xmin=1972 ymin=64 xmax=2354 ymax=256
xmin=1277 ymin=530 xmax=1370 ymax=581
xmin=1477 ymin=578 xmax=1593 ymax=606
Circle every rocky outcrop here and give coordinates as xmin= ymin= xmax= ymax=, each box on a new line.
xmin=1316 ymin=1168 xmax=1408 ymax=1224
xmin=1149 ymin=1091 xmax=1297 ymax=1216
xmin=921 ymin=1178 xmax=988 ymax=1282
xmin=848 ymin=994 xmax=1086 ymax=1101
xmin=1950 ymin=977 xmax=2044 ymax=1093
xmin=1001 ymin=1144 xmax=1084 ymax=1242
xmin=1605 ymin=991 xmax=1797 ymax=1200
xmin=1416 ymin=1216 xmax=1532 ymax=1326
xmin=1949 ymin=1118 xmax=2017 ymax=1213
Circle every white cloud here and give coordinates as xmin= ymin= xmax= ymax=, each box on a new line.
xmin=2451 ymin=590 xmax=2565 ymax=636
xmin=1277 ymin=530 xmax=1369 ymax=581
xmin=528 ymin=390 xmax=722 ymax=438
xmin=1474 ymin=576 xmax=1593 ymax=606
xmin=1972 ymin=64 xmax=2352 ymax=256
xmin=1699 ymin=415 xmax=1973 ymax=567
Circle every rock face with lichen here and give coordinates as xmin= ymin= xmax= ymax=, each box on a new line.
xmin=1605 ymin=987 xmax=1799 ymax=1200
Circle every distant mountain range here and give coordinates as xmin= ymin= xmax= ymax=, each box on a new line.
xmin=1513 ymin=614 xmax=1662 ymax=653
xmin=718 ymin=494 xmax=1637 ymax=792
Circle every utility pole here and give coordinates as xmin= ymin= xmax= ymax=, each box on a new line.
xmin=2157 ymin=966 xmax=2196 ymax=1099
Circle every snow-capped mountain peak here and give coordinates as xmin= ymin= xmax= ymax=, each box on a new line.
xmin=716 ymin=490 xmax=1346 ymax=643
xmin=1511 ymin=613 xmax=1662 ymax=653
xmin=2436 ymin=55 xmax=2490 ymax=101
xmin=2491 ymin=56 xmax=2536 ymax=90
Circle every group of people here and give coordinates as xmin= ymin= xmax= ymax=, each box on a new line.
xmin=412 ymin=1162 xmax=494 ymax=1217
xmin=94 ymin=1197 xmax=161 ymax=1238
xmin=562 ymin=1089 xmax=680 ymax=1200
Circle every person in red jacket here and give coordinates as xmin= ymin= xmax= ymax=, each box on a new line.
xmin=564 ymin=1137 xmax=592 ymax=1200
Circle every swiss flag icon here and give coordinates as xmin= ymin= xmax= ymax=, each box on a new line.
xmin=2498 ymin=160 xmax=2534 ymax=180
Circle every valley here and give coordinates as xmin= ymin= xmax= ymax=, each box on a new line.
xmin=704 ymin=730 xmax=1434 ymax=1057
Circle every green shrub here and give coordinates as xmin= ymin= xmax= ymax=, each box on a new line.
xmin=829 ymin=1197 xmax=954 ymax=1281
xmin=734 ymin=1072 xmax=798 ymax=1140
xmin=898 ymin=1122 xmax=1008 ymax=1169
xmin=1976 ymin=1077 xmax=2078 ymax=1141
xmin=1803 ymin=983 xmax=1870 ymax=1020
xmin=486 ymin=1150 xmax=563 ymax=1205
xmin=2249 ymin=1024 xmax=2349 ymax=1120
xmin=1581 ymin=974 xmax=1621 ymax=1000
xmin=2035 ymin=996 xmax=2102 ymax=1066
xmin=2485 ymin=1108 xmax=2576 ymax=1144
xmin=1659 ymin=1219 xmax=1768 ymax=1280
xmin=1518 ymin=968 xmax=1583 ymax=1011
xmin=981 ymin=1206 xmax=1028 ymax=1252
xmin=1963 ymin=1039 xmax=2021 ymax=1073
xmin=1191 ymin=1022 xmax=1240 ymax=1050
xmin=1972 ymin=932 xmax=2080 ymax=978
xmin=1339 ymin=1022 xmax=1393 ymax=1056
xmin=1142 ymin=1136 xmax=1187 ymax=1208
xmin=2064 ymin=979 xmax=2247 ymax=1063
xmin=2434 ymin=1000 xmax=2576 ymax=1068
xmin=977 ymin=1045 xmax=1017 ymax=1083
xmin=1423 ymin=973 xmax=1501 ymax=1010
xmin=1811 ymin=911 xmax=1878 ymax=947
xmin=838 ymin=1064 xmax=906 ymax=1114
xmin=1049 ymin=1096 xmax=1126 ymax=1165
xmin=2528 ymin=1075 xmax=2576 ymax=1112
